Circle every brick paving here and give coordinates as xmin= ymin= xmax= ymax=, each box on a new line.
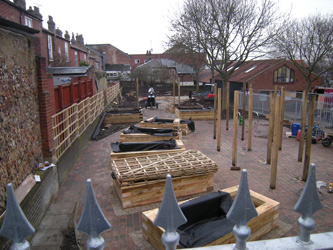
xmin=32 ymin=96 xmax=333 ymax=250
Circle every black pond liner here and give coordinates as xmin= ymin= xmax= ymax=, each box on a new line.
xmin=177 ymin=191 xmax=236 ymax=248
xmin=147 ymin=117 xmax=195 ymax=132
xmin=111 ymin=138 xmax=179 ymax=152
xmin=122 ymin=125 xmax=173 ymax=136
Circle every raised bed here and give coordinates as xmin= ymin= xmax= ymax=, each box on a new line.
xmin=111 ymin=150 xmax=217 ymax=209
xmin=175 ymin=107 xmax=214 ymax=120
xmin=110 ymin=139 xmax=185 ymax=160
xmin=103 ymin=108 xmax=143 ymax=124
xmin=141 ymin=185 xmax=280 ymax=249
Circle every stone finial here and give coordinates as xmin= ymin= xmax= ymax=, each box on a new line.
xmin=77 ymin=179 xmax=111 ymax=250
xmin=227 ymin=169 xmax=258 ymax=250
xmin=294 ymin=163 xmax=323 ymax=245
xmin=0 ymin=183 xmax=35 ymax=250
xmin=153 ymin=174 xmax=187 ymax=250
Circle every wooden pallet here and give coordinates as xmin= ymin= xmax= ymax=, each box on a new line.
xmin=141 ymin=186 xmax=280 ymax=250
xmin=119 ymin=129 xmax=182 ymax=143
xmin=175 ymin=108 xmax=215 ymax=120
xmin=110 ymin=140 xmax=185 ymax=160
xmin=138 ymin=118 xmax=191 ymax=136
xmin=111 ymin=150 xmax=218 ymax=209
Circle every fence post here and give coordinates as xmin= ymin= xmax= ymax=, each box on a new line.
xmin=153 ymin=175 xmax=187 ymax=250
xmin=77 ymin=179 xmax=111 ymax=250
xmin=0 ymin=184 xmax=35 ymax=250
xmin=227 ymin=169 xmax=258 ymax=250
xmin=294 ymin=163 xmax=322 ymax=245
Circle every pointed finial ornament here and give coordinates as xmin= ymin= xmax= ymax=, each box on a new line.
xmin=153 ymin=174 xmax=187 ymax=250
xmin=77 ymin=179 xmax=111 ymax=250
xmin=294 ymin=163 xmax=322 ymax=245
xmin=227 ymin=169 xmax=258 ymax=250
xmin=0 ymin=183 xmax=35 ymax=250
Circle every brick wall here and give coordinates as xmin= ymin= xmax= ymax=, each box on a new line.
xmin=0 ymin=28 xmax=43 ymax=214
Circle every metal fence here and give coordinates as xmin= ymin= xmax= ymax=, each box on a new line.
xmin=1 ymin=164 xmax=331 ymax=250
xmin=52 ymin=83 xmax=121 ymax=161
xmin=239 ymin=91 xmax=333 ymax=136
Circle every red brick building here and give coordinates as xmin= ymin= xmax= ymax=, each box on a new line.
xmin=200 ymin=59 xmax=322 ymax=93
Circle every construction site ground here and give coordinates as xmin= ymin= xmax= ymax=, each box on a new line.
xmin=30 ymin=95 xmax=333 ymax=250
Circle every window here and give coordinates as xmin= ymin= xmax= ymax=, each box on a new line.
xmin=47 ymin=35 xmax=53 ymax=61
xmin=84 ymin=54 xmax=87 ymax=61
xmin=58 ymin=47 xmax=61 ymax=62
xmin=135 ymin=59 xmax=140 ymax=64
xmin=74 ymin=51 xmax=78 ymax=66
xmin=64 ymin=42 xmax=69 ymax=62
xmin=245 ymin=66 xmax=257 ymax=73
xmin=274 ymin=66 xmax=295 ymax=83
xmin=25 ymin=17 xmax=33 ymax=28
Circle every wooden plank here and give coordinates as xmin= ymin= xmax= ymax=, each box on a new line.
xmin=119 ymin=130 xmax=181 ymax=143
xmin=15 ymin=173 xmax=36 ymax=204
xmin=141 ymin=185 xmax=280 ymax=250
xmin=103 ymin=113 xmax=143 ymax=124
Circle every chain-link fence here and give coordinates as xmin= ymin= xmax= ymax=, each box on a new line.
xmin=239 ymin=91 xmax=333 ymax=136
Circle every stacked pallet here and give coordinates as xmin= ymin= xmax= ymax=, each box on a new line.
xmin=111 ymin=150 xmax=218 ymax=208
xmin=141 ymin=185 xmax=280 ymax=249
xmin=119 ymin=129 xmax=182 ymax=143
xmin=138 ymin=117 xmax=191 ymax=135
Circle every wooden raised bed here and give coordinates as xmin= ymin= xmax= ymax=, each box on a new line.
xmin=141 ymin=185 xmax=280 ymax=249
xmin=103 ymin=108 xmax=143 ymax=124
xmin=119 ymin=129 xmax=182 ymax=143
xmin=111 ymin=150 xmax=218 ymax=209
xmin=110 ymin=140 xmax=185 ymax=160
xmin=175 ymin=107 xmax=215 ymax=120
xmin=138 ymin=118 xmax=191 ymax=136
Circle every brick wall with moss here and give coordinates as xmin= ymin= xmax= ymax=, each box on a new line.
xmin=0 ymin=28 xmax=43 ymax=214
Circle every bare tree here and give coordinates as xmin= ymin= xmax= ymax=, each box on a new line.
xmin=273 ymin=14 xmax=333 ymax=92
xmin=170 ymin=0 xmax=284 ymax=109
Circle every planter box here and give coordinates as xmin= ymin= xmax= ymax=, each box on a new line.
xmin=111 ymin=150 xmax=218 ymax=209
xmin=141 ymin=186 xmax=280 ymax=249
xmin=175 ymin=107 xmax=215 ymax=120
xmin=103 ymin=108 xmax=143 ymax=124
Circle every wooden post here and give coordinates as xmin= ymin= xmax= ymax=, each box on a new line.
xmin=298 ymin=90 xmax=308 ymax=162
xmin=136 ymin=78 xmax=139 ymax=108
xmin=232 ymin=91 xmax=239 ymax=166
xmin=213 ymin=83 xmax=217 ymax=139
xmin=173 ymin=78 xmax=176 ymax=106
xmin=226 ymin=82 xmax=230 ymax=130
xmin=270 ymin=95 xmax=280 ymax=189
xmin=266 ymin=92 xmax=275 ymax=164
xmin=178 ymin=77 xmax=180 ymax=108
xmin=248 ymin=87 xmax=253 ymax=151
xmin=241 ymin=82 xmax=246 ymax=140
xmin=217 ymin=88 xmax=222 ymax=151
xmin=302 ymin=95 xmax=316 ymax=181
xmin=279 ymin=87 xmax=285 ymax=150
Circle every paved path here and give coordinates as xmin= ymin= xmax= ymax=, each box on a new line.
xmin=31 ymin=96 xmax=333 ymax=250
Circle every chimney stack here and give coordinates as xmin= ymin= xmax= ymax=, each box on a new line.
xmin=64 ymin=31 xmax=70 ymax=41
xmin=13 ymin=0 xmax=26 ymax=10
xmin=47 ymin=15 xmax=55 ymax=33
xmin=75 ymin=34 xmax=84 ymax=44
xmin=56 ymin=28 xmax=63 ymax=37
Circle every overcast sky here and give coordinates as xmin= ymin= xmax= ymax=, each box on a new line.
xmin=25 ymin=0 xmax=333 ymax=55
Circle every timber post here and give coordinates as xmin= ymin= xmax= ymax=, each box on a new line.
xmin=266 ymin=92 xmax=275 ymax=164
xmin=248 ymin=87 xmax=253 ymax=151
xmin=232 ymin=91 xmax=239 ymax=166
xmin=226 ymin=82 xmax=230 ymax=130
xmin=241 ymin=82 xmax=246 ymax=140
xmin=298 ymin=90 xmax=308 ymax=162
xmin=136 ymin=78 xmax=139 ymax=108
xmin=217 ymin=88 xmax=222 ymax=151
xmin=213 ymin=83 xmax=217 ymax=139
xmin=270 ymin=95 xmax=280 ymax=189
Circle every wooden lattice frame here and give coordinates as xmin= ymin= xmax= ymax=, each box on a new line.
xmin=111 ymin=150 xmax=218 ymax=186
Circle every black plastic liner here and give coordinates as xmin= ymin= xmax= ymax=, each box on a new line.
xmin=111 ymin=138 xmax=179 ymax=152
xmin=148 ymin=117 xmax=195 ymax=132
xmin=177 ymin=191 xmax=235 ymax=248
xmin=122 ymin=125 xmax=173 ymax=136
